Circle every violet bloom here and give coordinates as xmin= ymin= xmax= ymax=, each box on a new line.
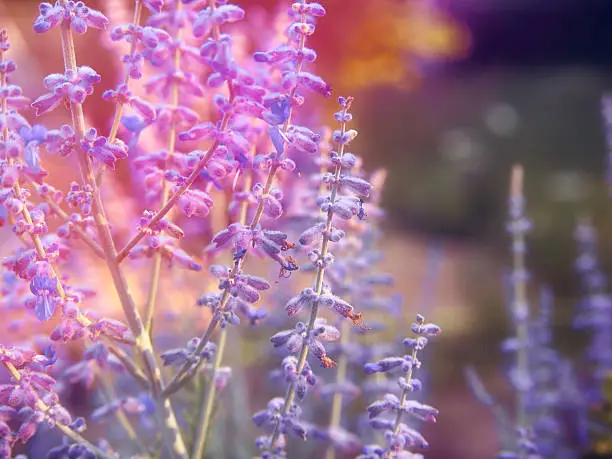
xmin=19 ymin=125 xmax=47 ymax=173
xmin=120 ymin=115 xmax=153 ymax=151
xmin=263 ymin=98 xmax=291 ymax=154
xmin=361 ymin=315 xmax=440 ymax=458
xmin=29 ymin=275 xmax=58 ymax=321
xmin=80 ymin=127 xmax=128 ymax=170
xmin=45 ymin=124 xmax=77 ymax=157
xmin=33 ymin=1 xmax=109 ymax=35
xmin=32 ymin=66 xmax=101 ymax=115
xmin=102 ymin=85 xmax=156 ymax=121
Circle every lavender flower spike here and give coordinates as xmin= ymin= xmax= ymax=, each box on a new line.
xmin=360 ymin=314 xmax=440 ymax=458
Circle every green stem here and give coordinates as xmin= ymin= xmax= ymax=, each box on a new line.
xmin=192 ymin=326 xmax=227 ymax=459
xmin=324 ymin=320 xmax=350 ymax=459
xmin=510 ymin=165 xmax=529 ymax=440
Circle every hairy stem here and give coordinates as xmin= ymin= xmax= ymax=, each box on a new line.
xmin=108 ymin=0 xmax=142 ymax=143
xmin=382 ymin=345 xmax=420 ymax=459
xmin=57 ymin=10 xmax=188 ymax=458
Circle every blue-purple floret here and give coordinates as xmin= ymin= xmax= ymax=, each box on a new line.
xmin=359 ymin=314 xmax=440 ymax=458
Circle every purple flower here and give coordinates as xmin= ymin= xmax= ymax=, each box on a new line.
xmin=45 ymin=124 xmax=76 ymax=157
xmin=33 ymin=1 xmax=109 ymax=35
xmin=102 ymin=84 xmax=156 ymax=121
xmin=80 ymin=127 xmax=128 ymax=170
xmin=29 ymin=275 xmax=58 ymax=321
xmin=32 ymin=67 xmax=101 ymax=115
xmin=192 ymin=4 xmax=246 ymax=38
xmin=19 ymin=125 xmax=47 ymax=173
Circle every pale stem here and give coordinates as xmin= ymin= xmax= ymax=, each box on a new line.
xmin=57 ymin=7 xmax=188 ymax=457
xmin=143 ymin=1 xmax=181 ymax=336
xmin=324 ymin=320 xmax=350 ymax=459
xmin=510 ymin=165 xmax=528 ymax=432
xmin=192 ymin=324 xmax=227 ymax=459
xmin=191 ymin=143 xmax=254 ymax=457
xmin=381 ymin=345 xmax=420 ymax=459
xmin=108 ymin=0 xmax=143 ymax=143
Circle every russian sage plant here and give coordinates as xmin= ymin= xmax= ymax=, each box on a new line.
xmin=466 ymin=166 xmax=588 ymax=458
xmin=0 ymin=1 xmax=448 ymax=458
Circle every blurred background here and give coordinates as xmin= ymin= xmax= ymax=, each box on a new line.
xmin=3 ymin=0 xmax=612 ymax=457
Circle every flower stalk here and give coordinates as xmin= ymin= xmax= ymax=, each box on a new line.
xmin=57 ymin=5 xmax=188 ymax=457
xmin=143 ymin=1 xmax=182 ymax=335
xmin=509 ymin=164 xmax=529 ymax=431
xmin=324 ymin=319 xmax=350 ymax=459
xmin=266 ymin=96 xmax=356 ymax=452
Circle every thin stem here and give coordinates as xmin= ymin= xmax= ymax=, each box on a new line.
xmin=324 ymin=320 xmax=350 ymax=459
xmin=163 ymin=165 xmax=277 ymax=398
xmin=510 ymin=165 xmax=528 ymax=431
xmin=192 ymin=324 xmax=227 ymax=459
xmin=143 ymin=1 xmax=181 ymax=335
xmin=99 ymin=373 xmax=150 ymax=456
xmin=3 ymin=363 xmax=115 ymax=459
xmin=191 ymin=142 xmax=254 ymax=457
xmin=266 ymin=98 xmax=353 ymax=452
xmin=57 ymin=9 xmax=188 ymax=458
xmin=1 ymin=44 xmax=7 ymax=141
xmin=108 ymin=0 xmax=142 ymax=143
xmin=96 ymin=0 xmax=143 ymax=186
xmin=380 ymin=344 xmax=421 ymax=459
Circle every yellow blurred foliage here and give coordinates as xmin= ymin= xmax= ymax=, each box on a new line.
xmin=328 ymin=0 xmax=470 ymax=91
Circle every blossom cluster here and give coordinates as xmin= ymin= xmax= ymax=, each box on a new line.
xmin=0 ymin=1 xmax=448 ymax=458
